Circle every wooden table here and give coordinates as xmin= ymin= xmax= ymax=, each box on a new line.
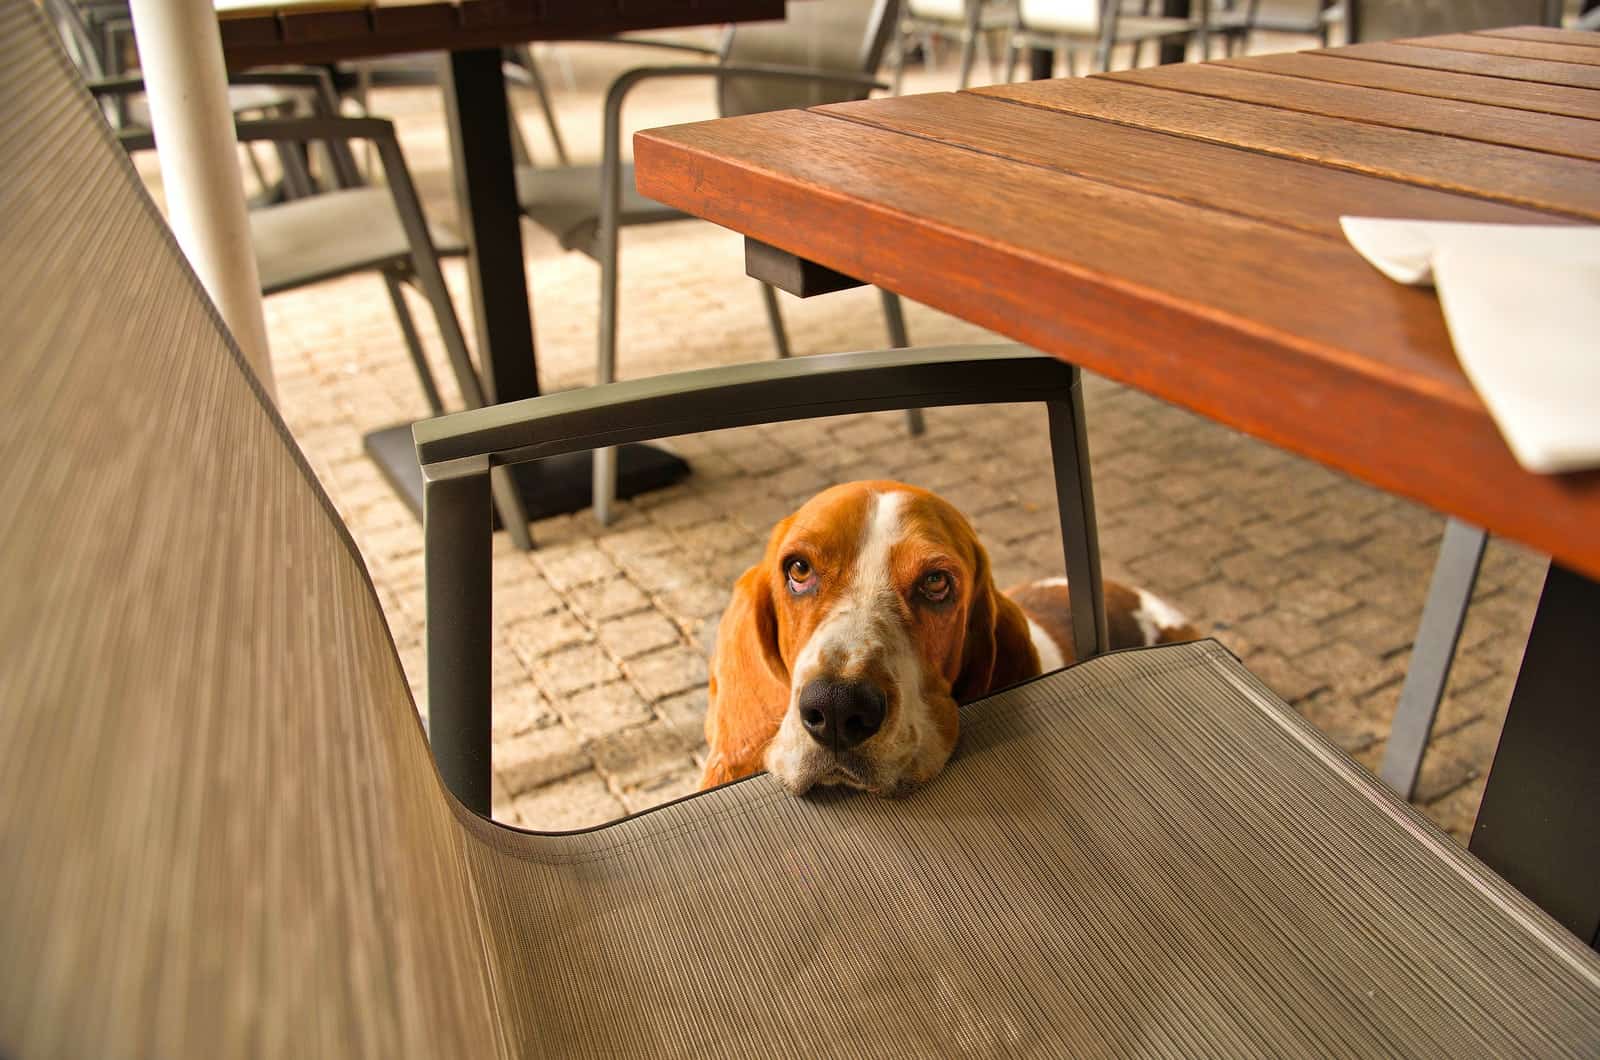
xmin=215 ymin=0 xmax=787 ymax=536
xmin=634 ymin=26 xmax=1600 ymax=944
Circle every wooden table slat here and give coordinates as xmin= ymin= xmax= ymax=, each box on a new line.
xmin=218 ymin=0 xmax=787 ymax=68
xmin=1399 ymin=32 xmax=1600 ymax=67
xmin=1221 ymin=52 xmax=1600 ymax=121
xmin=974 ymin=78 xmax=1600 ymax=219
xmin=819 ymin=92 xmax=1566 ymax=242
xmin=1312 ymin=40 xmax=1600 ymax=90
xmin=1474 ymin=25 xmax=1600 ymax=50
xmin=1104 ymin=62 xmax=1600 ymax=161
xmin=634 ymin=108 xmax=1600 ymax=578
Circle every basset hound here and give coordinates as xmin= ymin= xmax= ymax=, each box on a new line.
xmin=702 ymin=480 xmax=1198 ymax=797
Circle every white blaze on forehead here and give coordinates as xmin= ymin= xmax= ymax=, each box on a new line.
xmin=767 ymin=488 xmax=921 ymax=792
xmin=787 ymin=489 xmax=906 ymax=681
xmin=852 ymin=489 xmax=905 ymax=604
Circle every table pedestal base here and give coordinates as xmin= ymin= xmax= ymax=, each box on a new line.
xmin=364 ymin=423 xmax=690 ymax=529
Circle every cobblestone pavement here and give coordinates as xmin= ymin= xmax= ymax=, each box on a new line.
xmin=162 ymin=36 xmax=1543 ymax=841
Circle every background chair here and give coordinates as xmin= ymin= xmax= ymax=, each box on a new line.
xmin=8 ymin=7 xmax=1600 ymax=1050
xmin=1244 ymin=0 xmax=1343 ymax=47
xmin=1349 ymin=0 xmax=1560 ymax=40
xmin=891 ymin=0 xmax=1017 ymax=91
xmin=90 ymin=74 xmax=533 ymax=547
xmin=1201 ymin=0 xmax=1264 ymax=56
xmin=513 ymin=0 xmax=924 ymax=525
xmin=1002 ymin=0 xmax=1198 ymax=77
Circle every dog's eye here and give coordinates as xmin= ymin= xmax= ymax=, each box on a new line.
xmin=919 ymin=570 xmax=952 ymax=603
xmin=785 ymin=558 xmax=817 ymax=594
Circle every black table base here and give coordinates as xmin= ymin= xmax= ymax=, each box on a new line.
xmin=1470 ymin=563 xmax=1600 ymax=948
xmin=364 ymin=424 xmax=690 ymax=528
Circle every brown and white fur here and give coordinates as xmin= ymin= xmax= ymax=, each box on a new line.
xmin=701 ymin=480 xmax=1198 ymax=798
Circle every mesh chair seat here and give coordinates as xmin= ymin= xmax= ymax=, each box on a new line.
xmin=452 ymin=641 xmax=1600 ymax=1055
xmin=250 ymin=185 xmax=466 ymax=295
xmin=515 ymin=161 xmax=684 ymax=258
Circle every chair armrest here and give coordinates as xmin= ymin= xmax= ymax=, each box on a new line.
xmin=414 ymin=345 xmax=1075 ymax=480
xmin=88 ymin=68 xmax=342 ymax=111
xmin=116 ymin=114 xmax=396 ymax=154
xmin=570 ymin=35 xmax=724 ymax=56
xmin=416 ymin=344 xmax=1095 ymax=816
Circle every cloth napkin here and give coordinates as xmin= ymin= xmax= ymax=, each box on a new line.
xmin=1341 ymin=217 xmax=1600 ymax=474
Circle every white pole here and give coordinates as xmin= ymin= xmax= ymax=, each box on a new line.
xmin=126 ymin=0 xmax=275 ymax=399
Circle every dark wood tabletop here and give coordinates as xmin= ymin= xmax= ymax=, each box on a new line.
xmin=634 ymin=25 xmax=1600 ymax=582
xmin=216 ymin=0 xmax=785 ymax=69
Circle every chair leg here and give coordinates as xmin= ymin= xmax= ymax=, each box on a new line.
xmin=383 ymin=269 xmax=447 ymax=416
xmin=891 ymin=27 xmax=909 ymax=95
xmin=410 ymin=257 xmax=533 ymax=549
xmin=1378 ymin=519 xmax=1488 ymax=801
xmin=423 ymin=468 xmax=493 ymax=815
xmin=1046 ymin=374 xmax=1107 ymax=662
xmin=378 ymin=139 xmax=534 ymax=549
xmin=1003 ymin=31 xmax=1020 ymax=82
xmin=878 ymin=290 xmax=925 ymax=437
xmin=516 ymin=45 xmax=570 ymax=166
xmin=957 ymin=4 xmax=981 ymax=89
xmin=593 ymin=206 xmax=622 ymax=527
xmin=760 ymin=282 xmax=791 ymax=358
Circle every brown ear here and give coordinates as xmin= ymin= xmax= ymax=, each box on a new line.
xmin=953 ymin=545 xmax=1041 ymax=703
xmin=700 ymin=563 xmax=790 ymax=789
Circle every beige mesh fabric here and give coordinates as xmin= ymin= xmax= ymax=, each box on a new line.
xmin=718 ymin=0 xmax=899 ymax=117
xmin=4 ymin=4 xmax=1600 ymax=1057
xmin=1355 ymin=0 xmax=1550 ymax=41
xmin=0 ymin=5 xmax=496 ymax=1055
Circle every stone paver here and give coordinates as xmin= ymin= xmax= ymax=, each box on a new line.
xmin=209 ymin=39 xmax=1550 ymax=841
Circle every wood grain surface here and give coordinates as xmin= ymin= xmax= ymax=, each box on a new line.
xmin=1399 ymin=32 xmax=1600 ymax=66
xmin=818 ymin=91 xmax=1568 ymax=240
xmin=1105 ymin=62 xmax=1600 ymax=160
xmin=217 ymin=0 xmax=786 ymax=69
xmin=1475 ymin=25 xmax=1600 ymax=48
xmin=633 ymin=99 xmax=1600 ymax=578
xmin=1312 ymin=40 xmax=1600 ymax=89
xmin=975 ymin=77 xmax=1600 ymax=218
xmin=1222 ymin=51 xmax=1600 ymax=120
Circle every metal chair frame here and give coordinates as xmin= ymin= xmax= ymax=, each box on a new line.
xmin=1002 ymin=0 xmax=1201 ymax=77
xmin=515 ymin=0 xmax=924 ymax=526
xmin=416 ymin=345 xmax=1106 ymax=814
xmin=95 ymin=78 xmax=534 ymax=548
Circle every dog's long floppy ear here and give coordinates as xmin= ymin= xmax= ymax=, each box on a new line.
xmin=701 ymin=562 xmax=791 ymax=789
xmin=953 ymin=543 xmax=1040 ymax=704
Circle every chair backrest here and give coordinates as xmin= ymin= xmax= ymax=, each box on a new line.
xmin=717 ymin=0 xmax=899 ymax=116
xmin=0 ymin=4 xmax=496 ymax=1054
xmin=908 ymin=0 xmax=971 ymax=20
xmin=1348 ymin=0 xmax=1554 ymax=41
xmin=1018 ymin=0 xmax=1103 ymax=35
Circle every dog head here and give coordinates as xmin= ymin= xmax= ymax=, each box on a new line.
xmin=703 ymin=481 xmax=1039 ymax=797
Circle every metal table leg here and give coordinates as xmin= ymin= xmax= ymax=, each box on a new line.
xmin=1378 ymin=519 xmax=1486 ymax=800
xmin=1470 ymin=563 xmax=1600 ymax=947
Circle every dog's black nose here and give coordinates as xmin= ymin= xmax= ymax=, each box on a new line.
xmin=798 ymin=679 xmax=886 ymax=750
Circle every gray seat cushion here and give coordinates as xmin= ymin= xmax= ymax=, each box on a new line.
xmin=516 ymin=162 xmax=686 ymax=258
xmin=249 ymin=185 xmax=464 ymax=295
xmin=459 ymin=641 xmax=1600 ymax=1055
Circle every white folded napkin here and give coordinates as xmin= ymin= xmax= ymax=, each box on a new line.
xmin=1341 ymin=217 xmax=1600 ymax=474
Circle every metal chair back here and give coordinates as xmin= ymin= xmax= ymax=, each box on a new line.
xmin=1348 ymin=0 xmax=1557 ymax=41
xmin=1018 ymin=0 xmax=1105 ymax=35
xmin=717 ymin=0 xmax=899 ymax=116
